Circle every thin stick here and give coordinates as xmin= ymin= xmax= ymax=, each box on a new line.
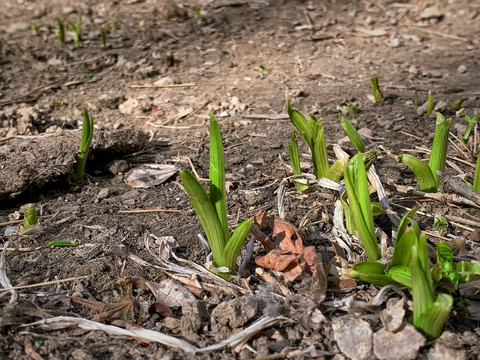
xmin=4 ymin=247 xmax=44 ymax=252
xmin=119 ymin=209 xmax=181 ymax=214
xmin=404 ymin=25 xmax=471 ymax=42
xmin=130 ymin=83 xmax=196 ymax=88
xmin=0 ymin=276 xmax=89 ymax=293
xmin=424 ymin=231 xmax=452 ymax=241
xmin=391 ymin=203 xmax=475 ymax=231
xmin=0 ymin=78 xmax=66 ymax=107
xmin=147 ymin=122 xmax=205 ymax=129
xmin=241 ymin=114 xmax=289 ymax=120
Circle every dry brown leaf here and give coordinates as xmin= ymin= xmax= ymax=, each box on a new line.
xmin=255 ymin=250 xmax=298 ymax=271
xmin=92 ymin=300 xmax=134 ymax=323
xmin=149 ymin=302 xmax=173 ymax=318
xmin=253 ymin=211 xmax=322 ymax=283
xmin=70 ymin=296 xmax=134 ymax=323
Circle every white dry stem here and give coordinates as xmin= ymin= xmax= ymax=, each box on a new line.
xmin=197 ymin=233 xmax=211 ymax=258
xmin=140 ymin=233 xmax=248 ymax=294
xmin=323 ymin=285 xmax=405 ymax=312
xmin=238 ymin=236 xmax=255 ymax=274
xmin=22 ymin=315 xmax=292 ymax=355
xmin=332 ymin=200 xmax=353 ymax=260
xmin=368 ymin=164 xmax=401 ymax=228
xmin=0 ymin=242 xmax=17 ymax=304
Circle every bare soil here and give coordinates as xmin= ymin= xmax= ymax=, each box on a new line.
xmin=1 ymin=0 xmax=480 ymax=359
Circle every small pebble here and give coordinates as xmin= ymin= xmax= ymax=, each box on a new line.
xmin=457 ymin=64 xmax=467 ymax=74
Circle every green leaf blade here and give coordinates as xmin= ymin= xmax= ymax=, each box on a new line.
xmin=181 ymin=169 xmax=226 ymax=266
xmin=223 ymin=219 xmax=253 ymax=275
xmin=340 ymin=116 xmax=365 ymax=152
xmin=209 ymin=114 xmax=230 ymax=243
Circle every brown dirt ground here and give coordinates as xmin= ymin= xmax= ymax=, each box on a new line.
xmin=1 ymin=0 xmax=480 ymax=359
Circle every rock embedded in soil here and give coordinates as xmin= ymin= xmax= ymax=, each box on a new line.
xmin=210 ymin=296 xmax=257 ymax=329
xmin=373 ymin=324 xmax=425 ymax=360
xmin=332 ymin=316 xmax=373 ymax=360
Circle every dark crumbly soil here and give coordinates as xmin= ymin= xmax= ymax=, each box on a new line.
xmin=1 ymin=0 xmax=480 ymax=359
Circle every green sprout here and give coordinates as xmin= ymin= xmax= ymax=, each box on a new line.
xmin=455 ymin=97 xmax=466 ymax=111
xmin=412 ymin=86 xmax=420 ymax=107
xmin=340 ymin=116 xmax=365 ymax=152
xmin=342 ymin=103 xmax=357 ymax=116
xmin=398 ymin=113 xmax=452 ymax=192
xmin=19 ymin=204 xmax=39 ymax=234
xmin=471 ymin=151 xmax=480 ymax=193
xmin=461 ymin=112 xmax=478 ymax=144
xmin=68 ymin=13 xmax=83 ymax=48
xmin=56 ymin=18 xmax=66 ymax=45
xmin=426 ymin=90 xmax=434 ymax=117
xmin=286 ymin=91 xmax=345 ymax=182
xmin=70 ymin=108 xmax=94 ymax=182
xmin=369 ymin=76 xmax=384 ymax=103
xmin=100 ymin=27 xmax=106 ymax=49
xmin=194 ymin=5 xmax=202 ymax=20
xmin=433 ymin=214 xmax=448 ymax=237
xmin=180 ymin=114 xmax=252 ymax=279
xmin=343 ymin=153 xmax=381 ymax=261
xmin=258 ymin=65 xmax=269 ymax=75
xmin=31 ymin=23 xmax=44 ymax=36
xmin=344 ymin=210 xmax=480 ymax=339
xmin=287 ymin=130 xmax=309 ymax=192
xmin=411 ymin=236 xmax=453 ymax=339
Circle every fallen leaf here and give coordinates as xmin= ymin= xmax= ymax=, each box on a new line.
xmin=92 ymin=300 xmax=134 ymax=323
xmin=255 ymin=250 xmax=298 ymax=271
xmin=252 ymin=211 xmax=322 ymax=283
xmin=149 ymin=302 xmax=173 ymax=317
xmin=125 ymin=164 xmax=177 ymax=189
xmin=146 ymin=279 xmax=196 ymax=306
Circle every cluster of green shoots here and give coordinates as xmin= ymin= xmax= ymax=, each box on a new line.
xmin=284 ymin=87 xmax=480 ymax=338
xmin=397 ymin=113 xmax=451 ymax=193
xmin=179 ymin=81 xmax=480 ymax=339
xmin=35 ymin=13 xmax=116 ymax=49
xmin=181 ymin=114 xmax=252 ymax=279
xmin=56 ymin=13 xmax=82 ymax=47
xmin=286 ymin=91 xmax=349 ymax=191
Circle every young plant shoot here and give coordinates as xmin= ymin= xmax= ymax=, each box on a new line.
xmin=19 ymin=204 xmax=39 ymax=235
xmin=343 ymin=153 xmax=381 ymax=261
xmin=461 ymin=112 xmax=478 ymax=144
xmin=70 ymin=108 xmax=94 ymax=182
xmin=340 ymin=116 xmax=365 ymax=152
xmin=287 ymin=130 xmax=309 ymax=192
xmin=100 ymin=27 xmax=106 ymax=49
xmin=181 ymin=114 xmax=252 ymax=279
xmin=411 ymin=236 xmax=453 ymax=339
xmin=286 ymin=91 xmax=345 ymax=182
xmin=399 ymin=113 xmax=451 ymax=192
xmin=68 ymin=13 xmax=82 ymax=48
xmin=426 ymin=90 xmax=434 ymax=117
xmin=473 ymin=152 xmax=480 ymax=193
xmin=369 ymin=76 xmax=384 ymax=103
xmin=56 ymin=18 xmax=66 ymax=45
